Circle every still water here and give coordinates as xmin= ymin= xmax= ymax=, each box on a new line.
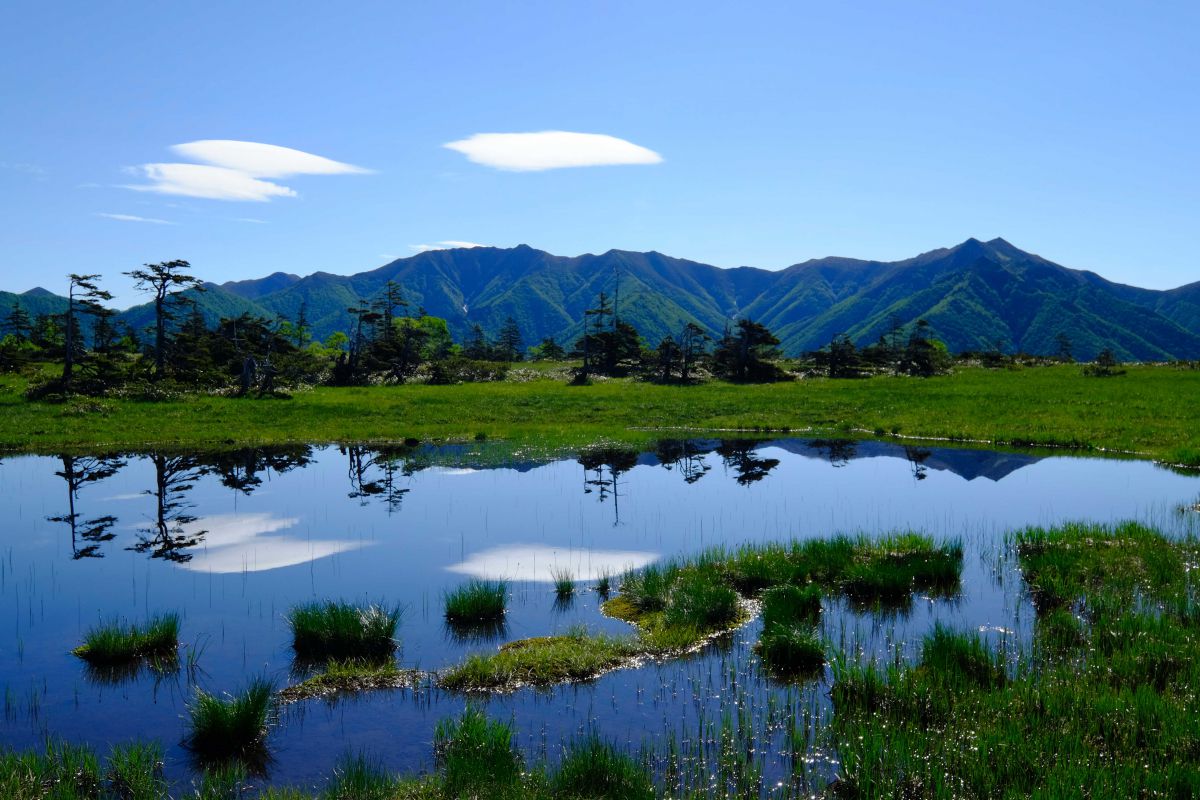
xmin=0 ymin=439 xmax=1196 ymax=793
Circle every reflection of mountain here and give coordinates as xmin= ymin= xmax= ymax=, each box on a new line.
xmin=768 ymin=439 xmax=1043 ymax=481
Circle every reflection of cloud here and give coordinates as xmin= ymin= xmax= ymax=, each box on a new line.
xmin=433 ymin=467 xmax=479 ymax=476
xmin=104 ymin=492 xmax=146 ymax=501
xmin=448 ymin=545 xmax=657 ymax=582
xmin=175 ymin=513 xmax=365 ymax=574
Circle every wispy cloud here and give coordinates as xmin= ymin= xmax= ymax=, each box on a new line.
xmin=95 ymin=212 xmax=176 ymax=225
xmin=171 ymin=140 xmax=372 ymax=178
xmin=443 ymin=131 xmax=662 ymax=172
xmin=409 ymin=240 xmax=487 ymax=252
xmin=123 ymin=140 xmax=371 ymax=202
xmin=0 ymin=161 xmax=45 ymax=176
xmin=235 ymin=217 xmax=268 ymax=224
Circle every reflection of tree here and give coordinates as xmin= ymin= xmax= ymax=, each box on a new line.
xmin=579 ymin=447 xmax=639 ymax=524
xmin=808 ymin=439 xmax=858 ymax=468
xmin=716 ymin=440 xmax=780 ymax=486
xmin=904 ymin=446 xmax=932 ymax=481
xmin=342 ymin=445 xmax=419 ymax=513
xmin=654 ymin=439 xmax=711 ymax=484
xmin=129 ymin=453 xmax=208 ymax=563
xmin=46 ymin=454 xmax=125 ymax=559
xmin=206 ymin=445 xmax=314 ymax=495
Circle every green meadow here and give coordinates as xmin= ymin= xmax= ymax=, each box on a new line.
xmin=2 ymin=364 xmax=1198 ymax=466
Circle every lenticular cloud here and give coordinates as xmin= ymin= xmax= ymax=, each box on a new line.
xmin=443 ymin=131 xmax=662 ymax=172
xmin=123 ymin=140 xmax=370 ymax=202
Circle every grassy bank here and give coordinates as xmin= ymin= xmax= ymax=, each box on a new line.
xmin=1 ymin=365 xmax=1198 ymax=465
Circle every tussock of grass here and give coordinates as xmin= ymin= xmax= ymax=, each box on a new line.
xmin=105 ymin=741 xmax=166 ymax=799
xmin=185 ymin=677 xmax=274 ymax=763
xmin=551 ymin=567 xmax=575 ymax=598
xmin=760 ymin=584 xmax=821 ymax=629
xmin=919 ymin=625 xmax=1006 ymax=690
xmin=438 ymin=628 xmax=642 ymax=691
xmin=278 ymin=659 xmax=423 ymax=704
xmin=434 ymin=707 xmax=523 ymax=796
xmin=72 ymin=613 xmax=179 ymax=664
xmin=444 ymin=579 xmax=507 ymax=624
xmin=757 ymin=623 xmax=825 ymax=677
xmin=287 ymin=601 xmax=400 ymax=662
xmin=552 ymin=736 xmax=653 ymax=800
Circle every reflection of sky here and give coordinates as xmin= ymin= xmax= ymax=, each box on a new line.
xmin=448 ymin=544 xmax=657 ymax=581
xmin=174 ymin=512 xmax=367 ymax=574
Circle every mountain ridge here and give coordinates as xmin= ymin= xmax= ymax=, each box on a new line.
xmin=4 ymin=239 xmax=1198 ymax=361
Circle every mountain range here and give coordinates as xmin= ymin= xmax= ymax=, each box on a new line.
xmin=4 ymin=238 xmax=1198 ymax=360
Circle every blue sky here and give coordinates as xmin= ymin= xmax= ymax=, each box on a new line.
xmin=1 ymin=1 xmax=1196 ymax=306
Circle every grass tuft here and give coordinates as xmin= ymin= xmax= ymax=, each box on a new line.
xmin=73 ymin=613 xmax=179 ymax=664
xmin=287 ymin=601 xmax=400 ymax=662
xmin=551 ymin=736 xmax=653 ymax=800
xmin=757 ymin=623 xmax=825 ymax=677
xmin=760 ymin=584 xmax=822 ymax=629
xmin=184 ymin=677 xmax=274 ymax=763
xmin=444 ymin=580 xmax=508 ymax=623
xmin=434 ymin=707 xmax=523 ymax=796
xmin=551 ymin=567 xmax=575 ymax=598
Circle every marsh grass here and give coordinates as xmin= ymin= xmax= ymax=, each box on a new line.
xmin=443 ymin=579 xmax=508 ymax=624
xmin=185 ymin=677 xmax=274 ymax=763
xmin=595 ymin=571 xmax=612 ymax=597
xmin=72 ymin=613 xmax=179 ymax=664
xmin=7 ymin=366 xmax=1198 ymax=469
xmin=760 ymin=584 xmax=821 ymax=629
xmin=831 ymin=522 xmax=1200 ymax=798
xmin=278 ymin=659 xmax=422 ymax=704
xmin=551 ymin=567 xmax=575 ymax=598
xmin=287 ymin=601 xmax=400 ymax=662
xmin=321 ymin=753 xmax=402 ymax=800
xmin=438 ymin=628 xmax=641 ymax=691
xmin=434 ymin=707 xmax=523 ymax=796
xmin=0 ymin=740 xmax=102 ymax=799
xmin=756 ymin=623 xmax=825 ymax=677
xmin=552 ymin=736 xmax=653 ymax=800
xmin=919 ymin=625 xmax=1006 ymax=690
xmin=105 ymin=741 xmax=166 ymax=799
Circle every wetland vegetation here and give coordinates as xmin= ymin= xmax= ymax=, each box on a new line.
xmin=2 ymin=436 xmax=1198 ymax=798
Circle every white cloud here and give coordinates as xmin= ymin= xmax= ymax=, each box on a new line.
xmin=409 ymin=240 xmax=487 ymax=252
xmin=95 ymin=212 xmax=176 ymax=225
xmin=171 ymin=140 xmax=371 ymax=178
xmin=443 ymin=131 xmax=662 ymax=172
xmin=235 ymin=217 xmax=268 ymax=224
xmin=125 ymin=163 xmax=297 ymax=202
xmin=0 ymin=161 xmax=45 ymax=175
xmin=122 ymin=140 xmax=371 ymax=202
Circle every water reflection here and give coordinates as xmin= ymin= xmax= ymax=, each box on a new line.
xmin=129 ymin=453 xmax=209 ymax=563
xmin=174 ymin=513 xmax=367 ymax=574
xmin=447 ymin=545 xmax=659 ymax=582
xmin=47 ymin=454 xmax=125 ymax=559
xmin=717 ymin=439 xmax=781 ymax=485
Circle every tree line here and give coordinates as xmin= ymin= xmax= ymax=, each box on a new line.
xmin=3 ymin=259 xmax=1060 ymax=399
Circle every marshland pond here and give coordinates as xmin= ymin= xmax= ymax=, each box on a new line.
xmin=1 ymin=438 xmax=1197 ymax=794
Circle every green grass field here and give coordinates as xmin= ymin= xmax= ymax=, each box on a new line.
xmin=1 ymin=364 xmax=1198 ymax=466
